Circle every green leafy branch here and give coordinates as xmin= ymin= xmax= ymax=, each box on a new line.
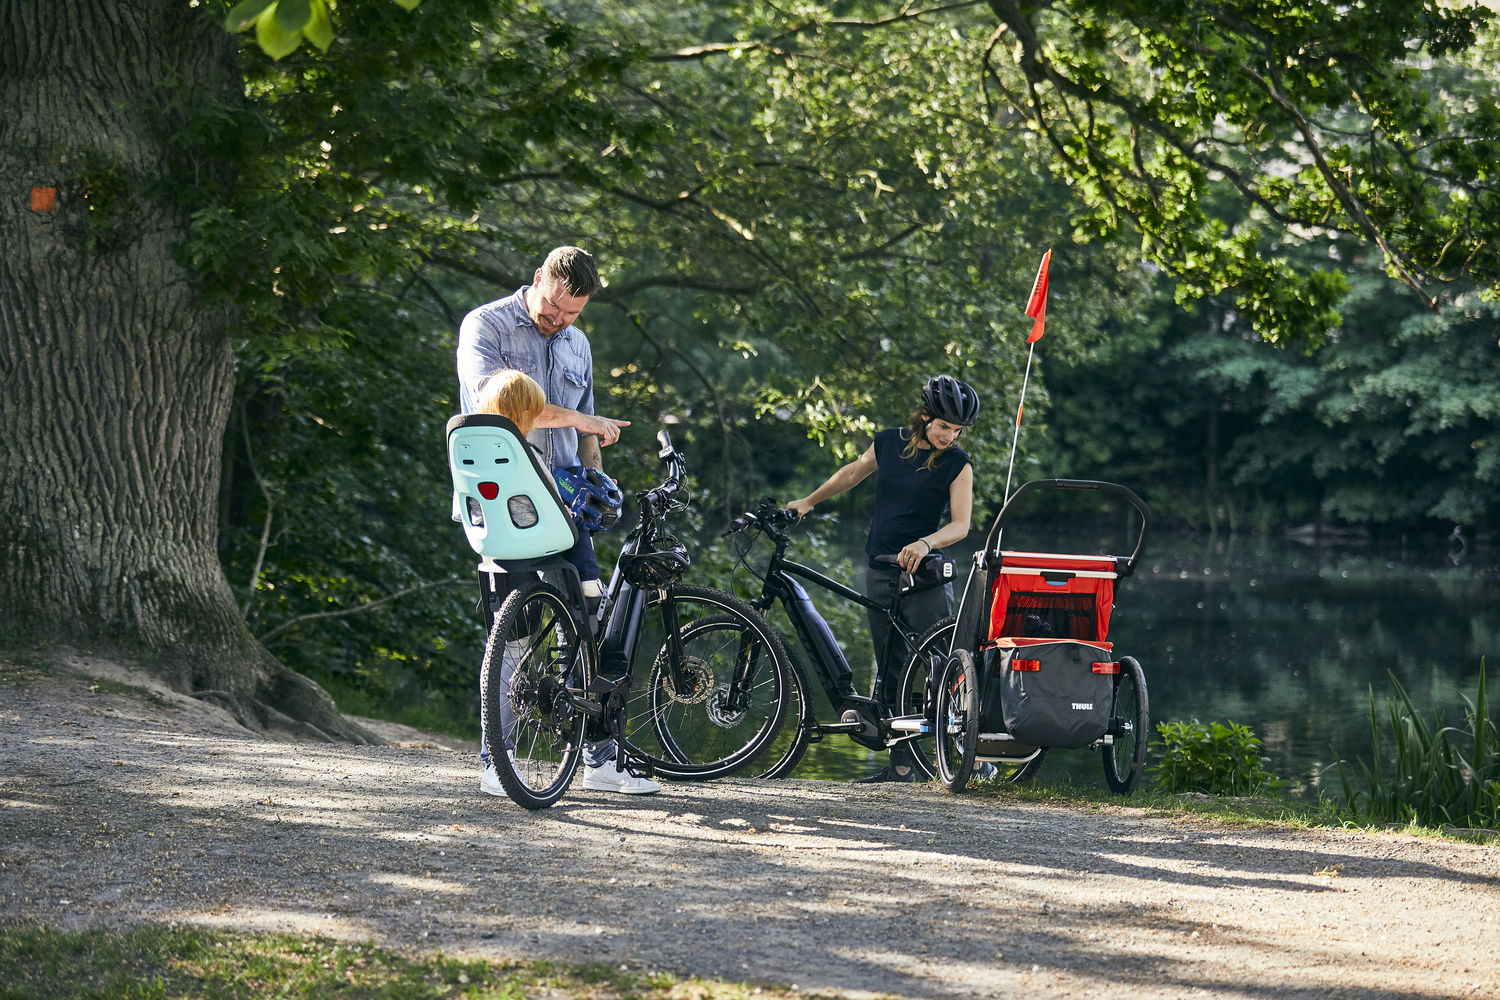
xmin=225 ymin=0 xmax=421 ymax=59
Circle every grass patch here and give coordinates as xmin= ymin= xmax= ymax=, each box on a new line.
xmin=79 ymin=675 xmax=180 ymax=712
xmin=966 ymin=774 xmax=1338 ymax=828
xmin=0 ymin=924 xmax=797 ymax=1000
xmin=0 ymin=648 xmax=55 ymax=686
xmin=959 ymin=664 xmax=1500 ymax=840
xmin=308 ymin=669 xmax=480 ymax=745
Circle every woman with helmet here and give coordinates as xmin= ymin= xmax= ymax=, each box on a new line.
xmin=786 ymin=375 xmax=980 ymax=782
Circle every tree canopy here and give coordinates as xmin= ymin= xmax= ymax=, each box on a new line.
xmin=3 ymin=0 xmax=1496 ymax=734
xmin=978 ymin=0 xmax=1499 ymax=344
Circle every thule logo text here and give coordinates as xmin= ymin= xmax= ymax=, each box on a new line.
xmin=1071 ymin=702 xmax=1093 ymax=711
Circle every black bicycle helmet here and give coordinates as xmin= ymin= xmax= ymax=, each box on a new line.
xmin=921 ymin=375 xmax=981 ymax=426
xmin=619 ymin=534 xmax=691 ymax=589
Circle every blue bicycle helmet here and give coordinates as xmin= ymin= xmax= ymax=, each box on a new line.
xmin=554 ymin=466 xmax=623 ymax=532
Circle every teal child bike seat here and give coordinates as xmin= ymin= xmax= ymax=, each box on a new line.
xmin=447 ymin=413 xmax=579 ymax=561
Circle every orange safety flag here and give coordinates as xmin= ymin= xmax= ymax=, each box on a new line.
xmin=1024 ymin=249 xmax=1051 ymax=343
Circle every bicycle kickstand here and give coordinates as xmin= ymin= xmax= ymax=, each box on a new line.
xmin=606 ymin=693 xmax=657 ymax=780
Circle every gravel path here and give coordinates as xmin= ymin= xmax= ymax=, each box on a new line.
xmin=3 ymin=653 xmax=1498 ymax=999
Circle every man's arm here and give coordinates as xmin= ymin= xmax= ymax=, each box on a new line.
xmin=455 ymin=311 xmax=507 ymax=413
xmin=577 ymin=434 xmax=603 ymax=469
xmin=533 ymin=404 xmax=628 ymax=447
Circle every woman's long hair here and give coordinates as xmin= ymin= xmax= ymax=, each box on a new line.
xmin=898 ymin=407 xmax=960 ymax=471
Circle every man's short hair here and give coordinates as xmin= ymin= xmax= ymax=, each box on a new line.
xmin=542 ymin=246 xmax=601 ymax=298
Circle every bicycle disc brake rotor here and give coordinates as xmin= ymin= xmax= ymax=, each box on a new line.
xmin=703 ymin=683 xmax=746 ymax=728
xmin=658 ymin=653 xmax=714 ymax=705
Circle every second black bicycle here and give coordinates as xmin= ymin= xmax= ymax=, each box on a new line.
xmin=722 ymin=498 xmax=962 ymax=780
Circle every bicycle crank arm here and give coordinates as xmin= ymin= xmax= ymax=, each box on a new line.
xmin=561 ymin=689 xmax=607 ymax=719
xmin=811 ymin=720 xmax=865 ymax=737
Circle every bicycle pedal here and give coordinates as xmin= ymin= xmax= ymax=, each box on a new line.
xmin=622 ymin=754 xmax=655 ymax=779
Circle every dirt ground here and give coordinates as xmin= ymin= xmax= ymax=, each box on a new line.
xmin=2 ymin=652 xmax=1498 ymax=1000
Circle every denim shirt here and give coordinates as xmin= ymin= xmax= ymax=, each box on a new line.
xmin=456 ymin=286 xmax=595 ymax=470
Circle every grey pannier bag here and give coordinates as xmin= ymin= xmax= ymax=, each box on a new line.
xmin=981 ymin=639 xmax=1117 ymax=748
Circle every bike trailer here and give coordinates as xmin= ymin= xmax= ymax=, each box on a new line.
xmin=949 ymin=480 xmax=1150 ymax=752
xmin=447 ymin=413 xmax=578 ymax=563
xmin=979 ymin=551 xmax=1120 ymax=749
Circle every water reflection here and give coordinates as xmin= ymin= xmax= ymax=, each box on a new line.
xmin=1113 ymin=535 xmax=1499 ymax=795
xmin=774 ymin=527 xmax=1500 ymax=796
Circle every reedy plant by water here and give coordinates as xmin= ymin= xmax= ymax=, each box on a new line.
xmin=1337 ymin=662 xmax=1499 ymax=830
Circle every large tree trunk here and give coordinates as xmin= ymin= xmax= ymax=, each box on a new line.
xmin=0 ymin=1 xmax=369 ymax=742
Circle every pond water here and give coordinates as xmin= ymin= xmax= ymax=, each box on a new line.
xmin=773 ymin=525 xmax=1500 ymax=795
xmin=1114 ymin=533 xmax=1499 ymax=794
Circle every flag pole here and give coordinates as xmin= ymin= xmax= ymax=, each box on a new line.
xmin=1003 ymin=249 xmax=1051 ymax=504
xmin=1002 ymin=341 xmax=1037 ymax=504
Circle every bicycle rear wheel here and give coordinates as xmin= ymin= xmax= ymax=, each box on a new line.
xmin=623 ymin=585 xmax=806 ymax=779
xmin=897 ymin=616 xmax=956 ymax=781
xmin=933 ymin=649 xmax=980 ymax=792
xmin=480 ymin=578 xmax=584 ymax=809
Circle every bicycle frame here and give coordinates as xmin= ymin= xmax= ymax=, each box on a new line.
xmin=734 ymin=501 xmax=953 ymax=748
xmin=474 ymin=430 xmax=701 ymax=766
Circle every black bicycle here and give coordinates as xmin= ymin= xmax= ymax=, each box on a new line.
xmin=452 ymin=419 xmax=799 ymax=808
xmin=721 ymin=498 xmax=967 ymax=780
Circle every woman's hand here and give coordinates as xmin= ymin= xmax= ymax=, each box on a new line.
xmin=897 ymin=538 xmax=930 ymax=573
xmin=785 ymin=497 xmax=814 ymax=520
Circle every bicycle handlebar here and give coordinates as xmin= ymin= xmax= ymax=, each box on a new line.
xmin=723 ymin=497 xmax=799 ymax=539
xmin=639 ymin=428 xmax=690 ymax=512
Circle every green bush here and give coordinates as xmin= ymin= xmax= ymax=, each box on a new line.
xmin=1151 ymin=718 xmax=1284 ymax=796
xmin=1337 ymin=662 xmax=1499 ymax=830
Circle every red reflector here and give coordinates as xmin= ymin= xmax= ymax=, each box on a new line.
xmin=478 ymin=482 xmax=499 ymax=500
xmin=1013 ymin=658 xmax=1040 ymax=672
xmin=1092 ymin=661 xmax=1119 ymax=674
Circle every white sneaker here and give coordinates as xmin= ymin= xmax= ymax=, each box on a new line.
xmin=581 ymin=763 xmax=661 ymax=794
xmin=480 ymin=753 xmax=521 ymax=797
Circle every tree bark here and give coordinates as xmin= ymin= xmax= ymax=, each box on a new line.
xmin=0 ymin=0 xmax=370 ymax=743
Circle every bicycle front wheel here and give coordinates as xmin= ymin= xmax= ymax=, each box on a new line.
xmin=622 ymin=585 xmax=805 ymax=779
xmin=480 ymin=578 xmax=584 ymax=810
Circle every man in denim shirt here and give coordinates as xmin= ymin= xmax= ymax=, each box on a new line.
xmin=457 ymin=246 xmax=659 ymax=796
xmin=457 ymin=246 xmax=627 ymax=468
